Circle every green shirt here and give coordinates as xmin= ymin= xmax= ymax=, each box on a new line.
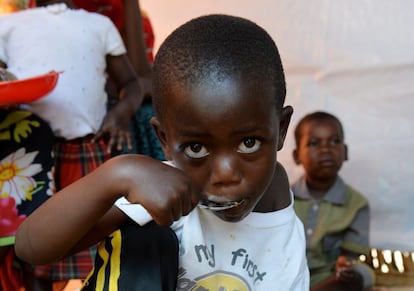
xmin=292 ymin=176 xmax=369 ymax=285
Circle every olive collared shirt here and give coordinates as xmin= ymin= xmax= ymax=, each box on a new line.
xmin=292 ymin=176 xmax=370 ymax=285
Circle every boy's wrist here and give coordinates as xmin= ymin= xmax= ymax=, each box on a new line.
xmin=102 ymin=154 xmax=150 ymax=202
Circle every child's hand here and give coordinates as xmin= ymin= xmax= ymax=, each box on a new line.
xmin=0 ymin=67 xmax=17 ymax=81
xmin=95 ymin=101 xmax=134 ymax=152
xmin=0 ymin=68 xmax=19 ymax=109
xmin=335 ymin=255 xmax=363 ymax=288
xmin=335 ymin=255 xmax=352 ymax=274
xmin=119 ymin=156 xmax=200 ymax=226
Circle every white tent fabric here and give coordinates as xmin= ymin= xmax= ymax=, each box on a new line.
xmin=141 ymin=0 xmax=414 ymax=251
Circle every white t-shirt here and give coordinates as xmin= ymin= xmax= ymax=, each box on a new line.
xmin=0 ymin=4 xmax=126 ymax=139
xmin=116 ymin=195 xmax=310 ymax=290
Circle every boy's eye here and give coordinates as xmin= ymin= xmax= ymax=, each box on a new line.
xmin=183 ymin=143 xmax=209 ymax=159
xmin=330 ymin=138 xmax=343 ymax=146
xmin=238 ymin=138 xmax=261 ymax=154
xmin=308 ymin=140 xmax=319 ymax=147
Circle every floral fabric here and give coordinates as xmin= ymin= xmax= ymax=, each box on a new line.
xmin=0 ymin=109 xmax=54 ymax=246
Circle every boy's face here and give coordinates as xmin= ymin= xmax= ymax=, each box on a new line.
xmin=152 ymin=75 xmax=291 ymax=222
xmin=293 ymin=119 xmax=347 ymax=181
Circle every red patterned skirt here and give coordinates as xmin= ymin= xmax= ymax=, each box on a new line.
xmin=30 ymin=135 xmax=111 ymax=280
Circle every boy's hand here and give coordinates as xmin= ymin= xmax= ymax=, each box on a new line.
xmin=119 ymin=156 xmax=200 ymax=226
xmin=335 ymin=255 xmax=363 ymax=288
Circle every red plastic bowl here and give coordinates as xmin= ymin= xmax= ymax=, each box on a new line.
xmin=0 ymin=71 xmax=60 ymax=105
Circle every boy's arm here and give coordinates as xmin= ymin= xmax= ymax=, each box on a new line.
xmin=66 ymin=205 xmax=128 ymax=255
xmin=95 ymin=54 xmax=143 ymax=152
xmin=342 ymin=204 xmax=370 ymax=254
xmin=15 ymin=155 xmax=198 ymax=264
xmin=15 ymin=157 xmax=127 ymax=264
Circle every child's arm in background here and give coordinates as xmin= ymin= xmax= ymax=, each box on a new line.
xmin=122 ymin=0 xmax=153 ymax=98
xmin=15 ymin=154 xmax=199 ymax=265
xmin=95 ymin=54 xmax=143 ymax=152
xmin=122 ymin=0 xmax=152 ymax=78
xmin=97 ymin=0 xmax=153 ymax=151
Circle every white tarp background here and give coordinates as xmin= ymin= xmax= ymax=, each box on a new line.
xmin=141 ymin=0 xmax=414 ymax=251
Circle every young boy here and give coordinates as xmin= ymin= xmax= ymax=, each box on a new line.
xmin=291 ymin=111 xmax=375 ymax=290
xmin=15 ymin=14 xmax=310 ymax=290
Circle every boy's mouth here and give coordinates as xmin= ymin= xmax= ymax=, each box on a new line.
xmin=198 ymin=199 xmax=246 ymax=211
xmin=318 ymin=159 xmax=336 ymax=167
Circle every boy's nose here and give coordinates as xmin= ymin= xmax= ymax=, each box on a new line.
xmin=209 ymin=155 xmax=242 ymax=186
xmin=318 ymin=140 xmax=335 ymax=151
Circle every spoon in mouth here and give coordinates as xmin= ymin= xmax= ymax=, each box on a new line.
xmin=198 ymin=199 xmax=245 ymax=211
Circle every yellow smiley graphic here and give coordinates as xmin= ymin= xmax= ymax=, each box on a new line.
xmin=193 ymin=271 xmax=251 ymax=291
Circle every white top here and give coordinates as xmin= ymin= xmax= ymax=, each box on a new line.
xmin=0 ymin=4 xmax=126 ymax=139
xmin=116 ymin=195 xmax=310 ymax=290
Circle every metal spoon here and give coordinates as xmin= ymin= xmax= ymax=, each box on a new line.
xmin=198 ymin=199 xmax=245 ymax=211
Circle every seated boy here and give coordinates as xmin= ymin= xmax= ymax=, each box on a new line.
xmin=15 ymin=14 xmax=310 ymax=290
xmin=291 ymin=111 xmax=375 ymax=290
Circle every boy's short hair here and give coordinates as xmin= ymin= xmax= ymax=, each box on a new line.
xmin=152 ymin=14 xmax=286 ymax=119
xmin=294 ymin=111 xmax=345 ymax=146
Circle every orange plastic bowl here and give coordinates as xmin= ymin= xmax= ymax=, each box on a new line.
xmin=0 ymin=71 xmax=61 ymax=105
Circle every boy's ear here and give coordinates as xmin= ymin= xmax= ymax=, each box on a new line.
xmin=344 ymin=144 xmax=349 ymax=161
xmin=150 ymin=117 xmax=172 ymax=161
xmin=292 ymin=148 xmax=301 ymax=165
xmin=277 ymin=105 xmax=293 ymax=151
